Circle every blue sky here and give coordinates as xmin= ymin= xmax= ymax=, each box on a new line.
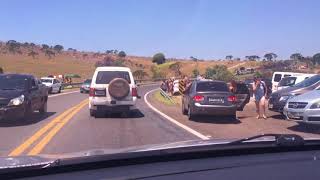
xmin=0 ymin=0 xmax=319 ymax=59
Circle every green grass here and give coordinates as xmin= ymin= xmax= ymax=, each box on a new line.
xmin=153 ymin=90 xmax=175 ymax=105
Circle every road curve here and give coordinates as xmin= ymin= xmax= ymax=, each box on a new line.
xmin=2 ymin=85 xmax=197 ymax=156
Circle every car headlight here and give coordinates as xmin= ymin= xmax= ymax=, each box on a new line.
xmin=279 ymin=94 xmax=297 ymax=102
xmin=310 ymin=101 xmax=320 ymax=109
xmin=8 ymin=95 xmax=25 ymax=106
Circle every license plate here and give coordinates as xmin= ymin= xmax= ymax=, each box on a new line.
xmin=287 ymin=112 xmax=301 ymax=119
xmin=269 ymin=103 xmax=273 ymax=109
xmin=208 ymin=98 xmax=224 ymax=103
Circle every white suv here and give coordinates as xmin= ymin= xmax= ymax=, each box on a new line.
xmin=89 ymin=66 xmax=140 ymax=117
xmin=40 ymin=77 xmax=62 ymax=94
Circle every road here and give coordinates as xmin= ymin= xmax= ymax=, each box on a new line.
xmin=0 ymin=85 xmax=196 ymax=156
xmin=1 ymin=85 xmax=320 ymax=157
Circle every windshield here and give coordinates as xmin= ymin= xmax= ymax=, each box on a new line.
xmin=41 ymin=79 xmax=53 ymax=83
xmin=293 ymin=75 xmax=320 ymax=88
xmin=0 ymin=75 xmax=28 ymax=90
xmin=84 ymin=79 xmax=91 ymax=84
xmin=278 ymin=77 xmax=297 ymax=87
xmin=2 ymin=0 xmax=320 ymax=171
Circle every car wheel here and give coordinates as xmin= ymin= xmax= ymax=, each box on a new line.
xmin=188 ymin=106 xmax=194 ymax=120
xmin=49 ymin=87 xmax=53 ymax=94
xmin=229 ymin=113 xmax=237 ymax=120
xmin=182 ymin=103 xmax=187 ymax=115
xmin=39 ymin=101 xmax=48 ymax=115
xmin=90 ymin=109 xmax=96 ymax=117
xmin=58 ymin=87 xmax=62 ymax=93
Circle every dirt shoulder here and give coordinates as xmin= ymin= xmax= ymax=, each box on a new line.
xmin=148 ymin=90 xmax=320 ymax=139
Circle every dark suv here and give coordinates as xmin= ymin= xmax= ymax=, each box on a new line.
xmin=181 ymin=80 xmax=250 ymax=120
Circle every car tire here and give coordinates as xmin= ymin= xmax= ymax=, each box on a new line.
xmin=188 ymin=106 xmax=195 ymax=120
xmin=39 ymin=101 xmax=48 ymax=115
xmin=58 ymin=87 xmax=62 ymax=93
xmin=90 ymin=109 xmax=97 ymax=117
xmin=229 ymin=113 xmax=237 ymax=120
xmin=182 ymin=103 xmax=187 ymax=115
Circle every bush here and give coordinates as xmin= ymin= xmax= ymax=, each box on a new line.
xmin=95 ymin=56 xmax=125 ymax=67
xmin=207 ymin=65 xmax=234 ymax=82
xmin=169 ymin=62 xmax=182 ymax=77
xmin=205 ymin=67 xmax=216 ymax=79
xmin=133 ymin=70 xmax=148 ymax=79
xmin=118 ymin=51 xmax=126 ymax=57
xmin=152 ymin=53 xmax=166 ymax=64
xmin=192 ymin=69 xmax=199 ymax=78
xmin=53 ymin=45 xmax=64 ymax=52
xmin=151 ymin=65 xmax=166 ymax=79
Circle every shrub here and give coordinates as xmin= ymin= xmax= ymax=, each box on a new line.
xmin=192 ymin=69 xmax=199 ymax=78
xmin=207 ymin=65 xmax=234 ymax=82
xmin=118 ymin=51 xmax=126 ymax=57
xmin=152 ymin=53 xmax=166 ymax=64
xmin=151 ymin=65 xmax=166 ymax=79
xmin=133 ymin=70 xmax=148 ymax=79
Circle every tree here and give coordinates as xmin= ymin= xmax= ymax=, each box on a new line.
xmin=190 ymin=56 xmax=198 ymax=62
xmin=246 ymin=55 xmax=260 ymax=61
xmin=264 ymin=53 xmax=277 ymax=61
xmin=192 ymin=69 xmax=200 ymax=78
xmin=53 ymin=45 xmax=64 ymax=53
xmin=152 ymin=53 xmax=166 ymax=64
xmin=312 ymin=53 xmax=320 ymax=65
xmin=169 ymin=62 xmax=182 ymax=77
xmin=118 ymin=51 xmax=126 ymax=57
xmin=28 ymin=51 xmax=39 ymax=59
xmin=226 ymin=55 xmax=233 ymax=60
xmin=0 ymin=67 xmax=3 ymax=74
xmin=6 ymin=40 xmax=20 ymax=54
xmin=82 ymin=53 xmax=88 ymax=59
xmin=133 ymin=70 xmax=148 ymax=79
xmin=42 ymin=44 xmax=49 ymax=50
xmin=113 ymin=50 xmax=118 ymax=54
xmin=45 ymin=49 xmax=55 ymax=59
xmin=290 ymin=53 xmax=303 ymax=61
xmin=205 ymin=67 xmax=216 ymax=79
xmin=209 ymin=65 xmax=234 ymax=82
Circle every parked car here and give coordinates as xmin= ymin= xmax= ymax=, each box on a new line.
xmin=268 ymin=74 xmax=320 ymax=113
xmin=40 ymin=77 xmax=62 ymax=94
xmin=80 ymin=79 xmax=92 ymax=93
xmin=181 ymin=80 xmax=249 ymax=120
xmin=277 ymin=74 xmax=316 ymax=91
xmin=271 ymin=72 xmax=305 ymax=92
xmin=89 ymin=67 xmax=141 ymax=118
xmin=283 ymin=88 xmax=320 ymax=125
xmin=0 ymin=74 xmax=48 ymax=120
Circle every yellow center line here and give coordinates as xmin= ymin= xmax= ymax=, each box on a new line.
xmin=28 ymin=100 xmax=88 ymax=155
xmin=8 ymin=99 xmax=88 ymax=156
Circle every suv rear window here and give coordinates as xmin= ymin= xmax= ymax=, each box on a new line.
xmin=196 ymin=81 xmax=228 ymax=92
xmin=95 ymin=71 xmax=131 ymax=84
xmin=273 ymin=74 xmax=282 ymax=82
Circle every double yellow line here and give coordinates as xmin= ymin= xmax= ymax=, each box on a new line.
xmin=9 ymin=99 xmax=89 ymax=156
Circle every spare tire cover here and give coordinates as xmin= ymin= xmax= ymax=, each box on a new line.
xmin=108 ymin=78 xmax=130 ymax=99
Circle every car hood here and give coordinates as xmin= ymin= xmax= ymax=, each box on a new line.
xmin=273 ymin=86 xmax=300 ymax=95
xmin=0 ymin=89 xmax=25 ymax=103
xmin=288 ymin=90 xmax=320 ymax=103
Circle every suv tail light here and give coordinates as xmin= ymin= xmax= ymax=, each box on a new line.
xmin=89 ymin=88 xmax=95 ymax=97
xmin=193 ymin=95 xmax=204 ymax=102
xmin=228 ymin=95 xmax=237 ymax=103
xmin=132 ymin=87 xmax=138 ymax=97
xmin=89 ymin=88 xmax=106 ymax=97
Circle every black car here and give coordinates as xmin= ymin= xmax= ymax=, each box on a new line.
xmin=269 ymin=74 xmax=320 ymax=113
xmin=80 ymin=79 xmax=92 ymax=93
xmin=0 ymin=74 xmax=49 ymax=120
xmin=181 ymin=80 xmax=250 ymax=120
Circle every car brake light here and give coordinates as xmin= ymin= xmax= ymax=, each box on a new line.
xmin=89 ymin=88 xmax=95 ymax=97
xmin=228 ymin=95 xmax=237 ymax=102
xmin=132 ymin=87 xmax=138 ymax=97
xmin=193 ymin=95 xmax=204 ymax=102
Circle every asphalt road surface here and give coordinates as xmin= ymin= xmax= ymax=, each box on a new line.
xmin=0 ymin=85 xmax=196 ymax=157
xmin=1 ymin=85 xmax=320 ymax=157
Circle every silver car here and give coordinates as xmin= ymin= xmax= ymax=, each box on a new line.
xmin=283 ymin=89 xmax=320 ymax=124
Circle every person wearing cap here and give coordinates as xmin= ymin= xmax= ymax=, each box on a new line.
xmin=253 ymin=76 xmax=267 ymax=119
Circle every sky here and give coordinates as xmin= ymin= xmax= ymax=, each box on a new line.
xmin=0 ymin=0 xmax=320 ymax=60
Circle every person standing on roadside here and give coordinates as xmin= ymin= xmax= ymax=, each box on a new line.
xmin=229 ymin=80 xmax=237 ymax=93
xmin=253 ymin=76 xmax=267 ymax=119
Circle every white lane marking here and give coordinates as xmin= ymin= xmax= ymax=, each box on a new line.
xmin=48 ymin=90 xmax=79 ymax=98
xmin=144 ymin=88 xmax=209 ymax=140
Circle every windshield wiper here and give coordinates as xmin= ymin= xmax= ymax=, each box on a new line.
xmin=228 ymin=134 xmax=305 ymax=147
